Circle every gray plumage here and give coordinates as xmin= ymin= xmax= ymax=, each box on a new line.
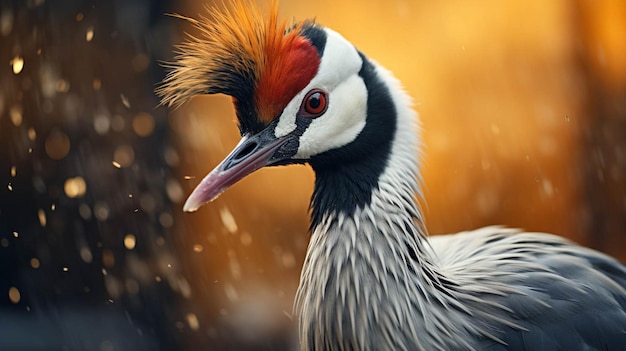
xmin=294 ymin=60 xmax=626 ymax=351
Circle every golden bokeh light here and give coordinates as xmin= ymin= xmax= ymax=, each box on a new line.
xmin=37 ymin=209 xmax=46 ymax=227
xmin=186 ymin=313 xmax=200 ymax=331
xmin=27 ymin=128 xmax=36 ymax=141
xmin=9 ymin=105 xmax=22 ymax=126
xmin=124 ymin=233 xmax=136 ymax=250
xmin=86 ymin=26 xmax=94 ymax=41
xmin=64 ymin=176 xmax=87 ymax=198
xmin=30 ymin=258 xmax=40 ymax=269
xmin=11 ymin=56 xmax=23 ymax=74
xmin=8 ymin=287 xmax=20 ymax=304
xmin=219 ymin=207 xmax=238 ymax=234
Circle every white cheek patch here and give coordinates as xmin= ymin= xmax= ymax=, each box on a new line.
xmin=274 ymin=100 xmax=299 ymax=138
xmin=296 ymin=74 xmax=367 ymax=159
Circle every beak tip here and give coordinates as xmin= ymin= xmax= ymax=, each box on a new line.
xmin=182 ymin=205 xmax=198 ymax=213
xmin=182 ymin=204 xmax=197 ymax=213
xmin=183 ymin=196 xmax=202 ymax=213
xmin=182 ymin=187 xmax=222 ymax=213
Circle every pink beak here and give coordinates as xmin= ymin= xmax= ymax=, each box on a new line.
xmin=183 ymin=132 xmax=291 ymax=212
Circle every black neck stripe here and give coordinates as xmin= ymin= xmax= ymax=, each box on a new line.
xmin=308 ymin=51 xmax=397 ymax=230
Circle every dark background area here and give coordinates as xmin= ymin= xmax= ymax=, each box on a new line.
xmin=0 ymin=0 xmax=184 ymax=349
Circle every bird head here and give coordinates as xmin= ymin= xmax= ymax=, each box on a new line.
xmin=158 ymin=0 xmax=388 ymax=212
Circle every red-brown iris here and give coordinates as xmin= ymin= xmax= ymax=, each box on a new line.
xmin=300 ymin=89 xmax=329 ymax=118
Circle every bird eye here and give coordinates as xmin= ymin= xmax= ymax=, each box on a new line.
xmin=300 ymin=89 xmax=328 ymax=118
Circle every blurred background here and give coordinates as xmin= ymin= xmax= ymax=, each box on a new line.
xmin=1 ymin=0 xmax=624 ymax=349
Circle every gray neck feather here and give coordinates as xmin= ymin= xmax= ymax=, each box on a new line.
xmin=295 ymin=63 xmax=457 ymax=350
xmin=294 ymin=63 xmax=520 ymax=351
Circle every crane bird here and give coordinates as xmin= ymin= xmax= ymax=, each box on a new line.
xmin=158 ymin=1 xmax=626 ymax=350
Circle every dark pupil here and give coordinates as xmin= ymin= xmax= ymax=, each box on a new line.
xmin=308 ymin=93 xmax=321 ymax=109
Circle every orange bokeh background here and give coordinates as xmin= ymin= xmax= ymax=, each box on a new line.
xmin=167 ymin=0 xmax=626 ymax=347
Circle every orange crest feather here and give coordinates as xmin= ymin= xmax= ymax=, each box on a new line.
xmin=157 ymin=0 xmax=321 ymax=128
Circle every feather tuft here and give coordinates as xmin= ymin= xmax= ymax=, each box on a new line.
xmin=157 ymin=0 xmax=321 ymax=130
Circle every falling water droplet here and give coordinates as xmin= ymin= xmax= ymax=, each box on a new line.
xmin=124 ymin=234 xmax=136 ymax=250
xmin=8 ymin=287 xmax=21 ymax=304
xmin=542 ymin=179 xmax=554 ymax=197
xmin=27 ymin=128 xmax=36 ymax=141
xmin=79 ymin=246 xmax=93 ymax=263
xmin=38 ymin=209 xmax=46 ymax=227
xmin=224 ymin=283 xmax=239 ymax=302
xmin=30 ymin=258 xmax=40 ymax=269
xmin=178 ymin=277 xmax=191 ymax=298
xmin=11 ymin=56 xmax=24 ymax=74
xmin=186 ymin=313 xmax=200 ymax=331
xmin=55 ymin=79 xmax=70 ymax=93
xmin=220 ymin=207 xmax=238 ymax=234
xmin=85 ymin=26 xmax=94 ymax=41
xmin=227 ymin=250 xmax=241 ymax=280
xmin=9 ymin=105 xmax=22 ymax=126
xmin=120 ymin=94 xmax=130 ymax=108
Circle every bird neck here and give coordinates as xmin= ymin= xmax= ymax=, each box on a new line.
xmin=306 ymin=56 xmax=431 ymax=266
xmin=296 ymin=59 xmax=455 ymax=349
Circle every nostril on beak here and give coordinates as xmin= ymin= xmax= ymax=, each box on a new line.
xmin=224 ymin=141 xmax=259 ymax=170
xmin=234 ymin=142 xmax=258 ymax=161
